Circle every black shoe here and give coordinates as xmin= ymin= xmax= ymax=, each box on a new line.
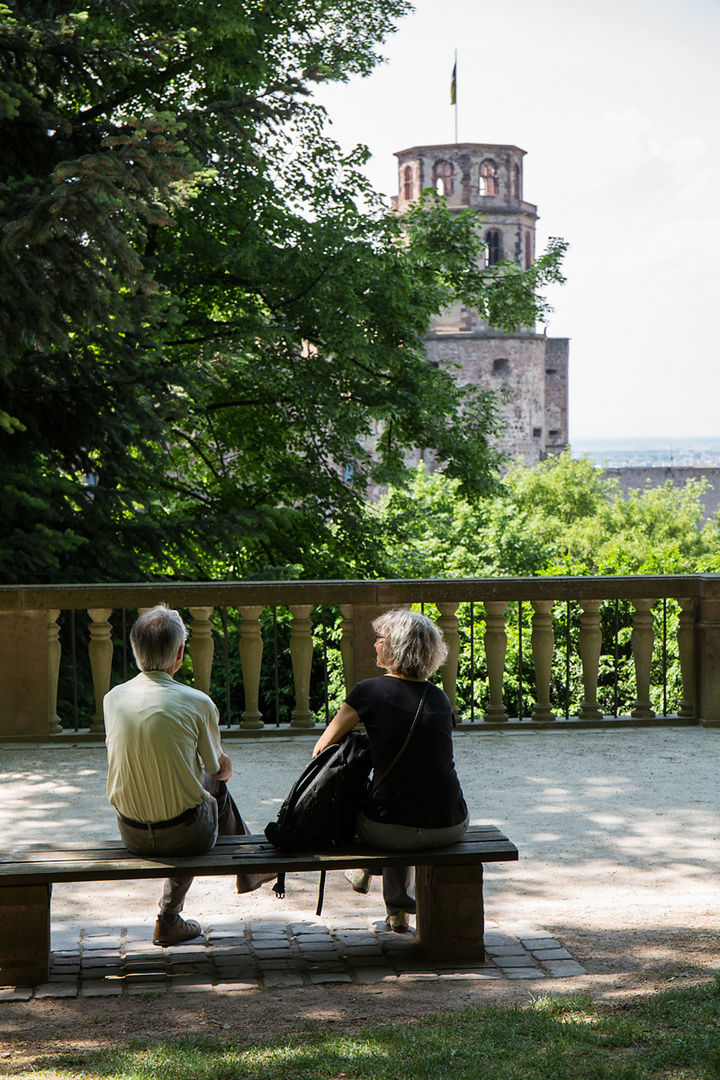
xmin=153 ymin=914 xmax=203 ymax=946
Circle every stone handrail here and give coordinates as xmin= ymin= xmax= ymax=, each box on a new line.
xmin=2 ymin=575 xmax=720 ymax=738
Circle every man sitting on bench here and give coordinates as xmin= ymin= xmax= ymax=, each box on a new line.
xmin=104 ymin=604 xmax=266 ymax=946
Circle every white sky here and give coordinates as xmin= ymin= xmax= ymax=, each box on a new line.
xmin=315 ymin=0 xmax=720 ymax=440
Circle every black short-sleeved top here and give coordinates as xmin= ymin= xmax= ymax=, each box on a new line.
xmin=346 ymin=675 xmax=467 ymax=829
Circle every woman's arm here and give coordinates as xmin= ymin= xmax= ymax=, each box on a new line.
xmin=312 ymin=703 xmax=361 ymax=758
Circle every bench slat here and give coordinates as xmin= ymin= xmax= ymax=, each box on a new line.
xmin=0 ymin=826 xmax=517 ymax=885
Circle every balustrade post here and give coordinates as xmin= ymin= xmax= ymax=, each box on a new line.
xmin=289 ymin=605 xmax=315 ymax=728
xmin=238 ymin=606 xmax=264 ymax=730
xmin=436 ymin=603 xmax=461 ymax=718
xmin=578 ymin=599 xmax=603 ymax=720
xmin=531 ymin=600 xmax=556 ymax=722
xmin=188 ymin=607 xmax=214 ymax=696
xmin=631 ymin=598 xmax=656 ymax=719
xmin=483 ymin=602 xmax=509 ymax=722
xmin=339 ymin=604 xmax=355 ymax=696
xmin=47 ymin=610 xmax=62 ymax=735
xmin=88 ymin=608 xmax=114 ymax=733
xmin=676 ymin=597 xmax=695 ymax=719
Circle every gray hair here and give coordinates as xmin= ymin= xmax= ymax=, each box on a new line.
xmin=130 ymin=604 xmax=188 ymax=672
xmin=372 ymin=609 xmax=447 ymax=680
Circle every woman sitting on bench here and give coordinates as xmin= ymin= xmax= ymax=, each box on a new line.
xmin=312 ymin=608 xmax=469 ymax=932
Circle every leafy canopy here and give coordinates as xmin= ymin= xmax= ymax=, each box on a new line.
xmin=0 ymin=0 xmax=566 ymax=583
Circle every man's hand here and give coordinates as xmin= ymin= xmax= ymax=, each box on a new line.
xmin=212 ymin=753 xmax=232 ymax=782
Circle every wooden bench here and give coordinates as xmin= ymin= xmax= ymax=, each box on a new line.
xmin=0 ymin=825 xmax=518 ymax=985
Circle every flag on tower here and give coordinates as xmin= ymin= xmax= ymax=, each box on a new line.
xmin=450 ymin=61 xmax=457 ymax=105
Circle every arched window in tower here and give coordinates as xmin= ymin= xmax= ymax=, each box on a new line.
xmin=479 ymin=159 xmax=499 ymax=196
xmin=433 ymin=160 xmax=454 ymax=196
xmin=403 ymin=165 xmax=413 ymax=201
xmin=514 ymin=163 xmax=521 ymax=200
xmin=486 ymin=229 xmax=503 ymax=266
xmin=525 ymin=231 xmax=532 ymax=269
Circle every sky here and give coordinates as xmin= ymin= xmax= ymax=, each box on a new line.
xmin=314 ymin=0 xmax=720 ymax=441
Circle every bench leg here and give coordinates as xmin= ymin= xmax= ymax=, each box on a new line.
xmin=0 ymin=884 xmax=51 ymax=986
xmin=415 ymin=864 xmax=484 ymax=961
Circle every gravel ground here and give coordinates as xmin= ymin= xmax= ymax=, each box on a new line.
xmin=1 ymin=725 xmax=719 ymax=1066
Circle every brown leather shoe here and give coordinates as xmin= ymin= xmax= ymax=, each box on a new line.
xmin=153 ymin=914 xmax=203 ymax=946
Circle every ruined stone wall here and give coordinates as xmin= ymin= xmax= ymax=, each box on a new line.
xmin=425 ymin=332 xmax=551 ymax=465
xmin=604 ymin=467 xmax=720 ymax=524
xmin=544 ymin=338 xmax=570 ymax=454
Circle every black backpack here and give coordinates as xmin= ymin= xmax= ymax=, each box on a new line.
xmin=264 ymin=732 xmax=373 ymax=854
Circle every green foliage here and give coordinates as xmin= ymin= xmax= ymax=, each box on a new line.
xmin=376 ymin=455 xmax=720 ymax=719
xmin=0 ymin=0 xmax=566 ymax=584
xmin=31 ymin=979 xmax=720 ymax=1078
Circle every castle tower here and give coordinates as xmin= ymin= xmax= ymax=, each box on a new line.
xmin=393 ymin=143 xmax=569 ymax=464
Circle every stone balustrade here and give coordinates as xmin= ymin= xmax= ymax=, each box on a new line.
xmin=1 ymin=575 xmax=719 ymax=738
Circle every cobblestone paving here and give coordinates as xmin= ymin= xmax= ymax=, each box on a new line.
xmin=0 ymin=919 xmax=587 ymax=1000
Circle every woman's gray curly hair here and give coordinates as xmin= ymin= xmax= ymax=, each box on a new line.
xmin=372 ymin=609 xmax=447 ymax=680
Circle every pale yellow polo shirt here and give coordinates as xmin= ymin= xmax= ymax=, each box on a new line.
xmin=104 ymin=671 xmax=223 ymax=823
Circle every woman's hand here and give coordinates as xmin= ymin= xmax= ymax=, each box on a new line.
xmin=212 ymin=752 xmax=232 ymax=781
xmin=312 ymin=703 xmax=361 ymax=757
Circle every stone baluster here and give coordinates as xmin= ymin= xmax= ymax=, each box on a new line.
xmin=188 ymin=607 xmax=214 ymax=696
xmin=88 ymin=608 xmax=114 ymax=733
xmin=289 ymin=604 xmax=315 ymax=728
xmin=531 ymin=600 xmax=556 ymax=722
xmin=631 ymin=598 xmax=656 ymax=718
xmin=578 ymin=599 xmax=603 ymax=720
xmin=339 ymin=604 xmax=355 ymax=695
xmin=238 ymin=606 xmax=264 ymax=729
xmin=483 ymin=602 xmax=509 ymax=722
xmin=436 ymin=602 xmax=461 ymax=718
xmin=47 ymin=609 xmax=62 ymax=735
xmin=676 ymin=597 xmax=695 ymax=719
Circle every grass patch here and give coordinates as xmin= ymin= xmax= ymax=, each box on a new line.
xmin=29 ymin=978 xmax=720 ymax=1079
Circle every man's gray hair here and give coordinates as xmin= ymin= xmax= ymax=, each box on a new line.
xmin=130 ymin=604 xmax=188 ymax=673
xmin=372 ymin=609 xmax=447 ymax=681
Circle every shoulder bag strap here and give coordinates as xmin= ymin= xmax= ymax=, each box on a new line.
xmin=368 ymin=683 xmax=430 ymax=799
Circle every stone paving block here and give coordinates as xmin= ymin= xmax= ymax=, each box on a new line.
xmin=354 ymin=968 xmax=396 ymax=984
xmin=506 ymin=969 xmax=547 ymax=979
xmin=162 ymin=945 xmax=208 ymax=959
xmin=439 ymin=971 xmax=503 ymax=980
xmin=35 ymin=983 xmax=78 ymax=999
xmin=494 ymin=954 xmax=536 ymax=968
xmin=486 ymin=944 xmax=529 ymax=956
xmin=262 ymin=972 xmax=305 ymax=988
xmin=81 ymin=954 xmax=122 ymax=968
xmin=484 ymin=931 xmax=519 ymax=946
xmin=250 ymin=921 xmax=287 ymax=933
xmin=520 ymin=936 xmax=561 ymax=949
xmin=346 ymin=954 xmax=394 ymax=967
xmin=398 ymin=972 xmax=440 ymax=982
xmin=172 ymin=978 xmax=215 ymax=993
xmin=81 ymin=979 xmax=124 ymax=997
xmin=309 ymin=972 xmax=352 ymax=984
xmin=256 ymin=959 xmax=291 ymax=970
xmin=82 ymin=934 xmax=122 ymax=950
xmin=0 ymin=987 xmax=33 ymax=1001
xmin=533 ymin=948 xmax=574 ymax=961
xmin=215 ymin=981 xmax=261 ymax=992
xmin=79 ymin=966 xmax=123 ymax=980
xmin=542 ymin=960 xmax=587 ymax=977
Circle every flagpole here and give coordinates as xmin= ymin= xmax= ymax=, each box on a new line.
xmin=454 ymin=49 xmax=458 ymax=143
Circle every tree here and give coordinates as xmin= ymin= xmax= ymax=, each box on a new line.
xmin=0 ymin=0 xmax=566 ymax=583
